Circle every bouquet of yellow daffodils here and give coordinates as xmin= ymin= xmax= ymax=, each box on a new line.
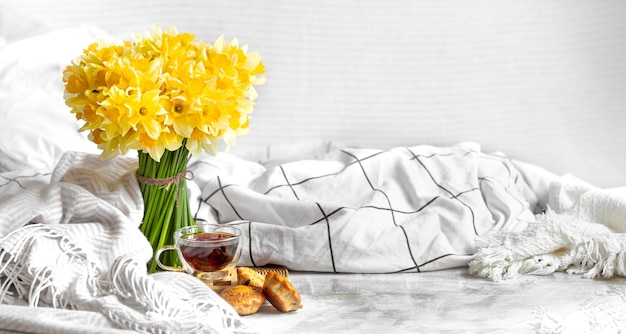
xmin=63 ymin=26 xmax=265 ymax=272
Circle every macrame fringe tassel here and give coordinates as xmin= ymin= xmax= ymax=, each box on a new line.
xmin=0 ymin=225 xmax=87 ymax=307
xmin=0 ymin=226 xmax=248 ymax=333
xmin=469 ymin=208 xmax=626 ymax=281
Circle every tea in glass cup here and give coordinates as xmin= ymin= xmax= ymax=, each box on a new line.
xmin=155 ymin=224 xmax=243 ymax=282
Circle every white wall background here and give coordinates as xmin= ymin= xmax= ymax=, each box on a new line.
xmin=2 ymin=0 xmax=625 ymax=187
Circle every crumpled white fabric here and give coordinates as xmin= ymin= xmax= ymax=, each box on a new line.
xmin=469 ymin=207 xmax=626 ymax=281
xmin=470 ymin=175 xmax=626 ymax=281
xmin=548 ymin=174 xmax=626 ymax=233
xmin=190 ymin=142 xmax=540 ymax=273
xmin=0 ymin=151 xmax=254 ymax=334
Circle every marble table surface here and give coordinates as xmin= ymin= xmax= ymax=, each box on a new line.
xmin=242 ymin=267 xmax=626 ymax=333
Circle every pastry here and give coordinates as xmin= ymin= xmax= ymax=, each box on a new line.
xmin=219 ymin=285 xmax=266 ymax=316
xmin=237 ymin=267 xmax=266 ymax=289
xmin=262 ymin=271 xmax=303 ymax=312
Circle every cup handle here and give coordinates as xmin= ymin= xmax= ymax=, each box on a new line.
xmin=155 ymin=245 xmax=184 ymax=272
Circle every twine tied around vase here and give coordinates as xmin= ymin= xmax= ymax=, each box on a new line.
xmin=136 ymin=170 xmax=195 ymax=206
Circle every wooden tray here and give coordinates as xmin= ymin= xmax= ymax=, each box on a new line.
xmin=204 ymin=265 xmax=289 ymax=291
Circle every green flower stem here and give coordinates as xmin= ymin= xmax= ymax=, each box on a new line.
xmin=138 ymin=143 xmax=195 ymax=273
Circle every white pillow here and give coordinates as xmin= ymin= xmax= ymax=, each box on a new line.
xmin=0 ymin=26 xmax=111 ymax=171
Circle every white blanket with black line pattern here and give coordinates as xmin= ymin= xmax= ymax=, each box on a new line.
xmin=188 ymin=142 xmax=540 ymax=273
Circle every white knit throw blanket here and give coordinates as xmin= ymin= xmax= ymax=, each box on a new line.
xmin=470 ymin=175 xmax=626 ymax=280
xmin=0 ymin=152 xmax=253 ymax=334
xmin=469 ymin=175 xmax=626 ymax=333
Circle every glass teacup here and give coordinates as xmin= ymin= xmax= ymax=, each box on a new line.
xmin=155 ymin=224 xmax=243 ymax=281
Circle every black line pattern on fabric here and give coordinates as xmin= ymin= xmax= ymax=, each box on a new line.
xmin=406 ymin=147 xmax=478 ymax=235
xmin=339 ymin=149 xmax=399 ymax=226
xmin=200 ymin=146 xmax=524 ymax=272
xmin=479 ymin=176 xmax=526 ymax=214
xmin=203 ymin=188 xmax=224 ymax=201
xmin=407 ymin=149 xmax=475 ymax=160
xmin=263 ymin=150 xmax=387 ymax=195
xmin=255 ymin=147 xmax=484 ymax=271
xmin=215 ymin=176 xmax=243 ymax=220
xmin=0 ymin=172 xmax=50 ymax=189
xmin=341 ymin=150 xmax=377 ymax=190
xmin=476 ymin=154 xmax=531 ymax=226
xmin=479 ymin=154 xmax=513 ymax=179
xmin=309 ymin=206 xmax=345 ymax=225
xmin=247 ymin=220 xmax=257 ymax=267
xmin=340 ymin=149 xmax=421 ymax=272
xmin=190 ymin=160 xmax=241 ymax=223
xmin=479 ymin=154 xmax=526 ymax=189
xmin=451 ymin=188 xmax=481 ymax=200
xmin=279 ymin=165 xmax=299 ymax=200
xmin=202 ymin=183 xmax=236 ymax=203
xmin=192 ymin=194 xmax=205 ymax=222
xmin=306 ymin=188 xmax=479 ymax=225
xmin=399 ymin=224 xmax=421 ymax=273
xmin=419 ymin=253 xmax=468 ymax=268
xmin=391 ymin=253 xmax=474 ymax=273
xmin=315 ymin=202 xmax=337 ymax=273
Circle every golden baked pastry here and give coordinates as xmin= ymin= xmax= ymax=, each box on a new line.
xmin=237 ymin=267 xmax=266 ymax=289
xmin=262 ymin=271 xmax=303 ymax=312
xmin=219 ymin=285 xmax=266 ymax=316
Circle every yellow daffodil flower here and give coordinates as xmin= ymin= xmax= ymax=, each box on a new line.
xmin=63 ymin=26 xmax=265 ymax=161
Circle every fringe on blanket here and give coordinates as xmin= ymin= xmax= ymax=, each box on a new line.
xmin=0 ymin=224 xmax=253 ymax=334
xmin=0 ymin=152 xmax=254 ymax=333
xmin=469 ymin=208 xmax=626 ymax=281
